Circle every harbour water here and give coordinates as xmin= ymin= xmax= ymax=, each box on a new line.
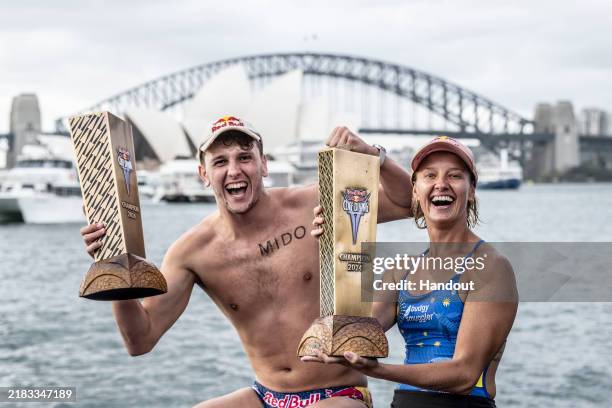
xmin=1 ymin=183 xmax=611 ymax=407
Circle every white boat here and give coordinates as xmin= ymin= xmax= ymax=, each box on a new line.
xmin=153 ymin=159 xmax=215 ymax=203
xmin=477 ymin=149 xmax=523 ymax=190
xmin=264 ymin=160 xmax=295 ymax=188
xmin=269 ymin=141 xmax=320 ymax=185
xmin=136 ymin=169 xmax=161 ymax=201
xmin=17 ymin=182 xmax=83 ymax=224
xmin=0 ymin=157 xmax=84 ymax=224
xmin=0 ymin=135 xmax=84 ymax=224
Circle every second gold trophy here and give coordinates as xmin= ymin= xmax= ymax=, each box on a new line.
xmin=297 ymin=147 xmax=388 ymax=358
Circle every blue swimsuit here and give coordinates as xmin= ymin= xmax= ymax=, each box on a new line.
xmin=396 ymin=240 xmax=491 ymax=398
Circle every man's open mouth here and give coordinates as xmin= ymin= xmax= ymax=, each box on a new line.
xmin=225 ymin=181 xmax=248 ymax=196
xmin=430 ymin=195 xmax=455 ymax=207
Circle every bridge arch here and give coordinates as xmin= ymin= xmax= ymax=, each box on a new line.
xmin=57 ymin=52 xmax=532 ymax=135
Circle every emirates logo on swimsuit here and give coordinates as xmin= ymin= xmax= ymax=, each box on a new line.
xmin=342 ymin=188 xmax=371 ymax=245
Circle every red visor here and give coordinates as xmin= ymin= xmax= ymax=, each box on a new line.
xmin=411 ymin=136 xmax=478 ymax=184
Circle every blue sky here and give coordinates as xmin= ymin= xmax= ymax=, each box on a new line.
xmin=1 ymin=0 xmax=610 ymax=132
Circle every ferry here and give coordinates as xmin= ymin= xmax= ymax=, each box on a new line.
xmin=477 ymin=149 xmax=522 ymax=190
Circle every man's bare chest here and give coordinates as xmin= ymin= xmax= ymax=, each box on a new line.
xmin=193 ymin=219 xmax=319 ymax=305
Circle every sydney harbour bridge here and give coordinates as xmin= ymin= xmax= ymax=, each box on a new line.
xmin=56 ymin=52 xmax=612 ymax=180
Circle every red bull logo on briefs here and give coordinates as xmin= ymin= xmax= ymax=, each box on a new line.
xmin=262 ymin=391 xmax=321 ymax=407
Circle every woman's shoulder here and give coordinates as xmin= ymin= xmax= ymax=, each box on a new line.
xmin=466 ymin=241 xmax=518 ymax=302
xmin=473 ymin=242 xmax=512 ymax=270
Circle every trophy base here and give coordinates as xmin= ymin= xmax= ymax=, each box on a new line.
xmin=79 ymin=253 xmax=168 ymax=300
xmin=297 ymin=315 xmax=388 ymax=358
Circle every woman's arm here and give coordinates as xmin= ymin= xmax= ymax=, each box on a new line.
xmin=362 ymin=300 xmax=516 ymax=394
xmin=372 ymin=267 xmax=405 ymax=331
xmin=372 ymin=301 xmax=396 ymax=333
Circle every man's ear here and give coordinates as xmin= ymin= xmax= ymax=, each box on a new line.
xmin=261 ymin=153 xmax=269 ymax=178
xmin=198 ymin=164 xmax=210 ymax=187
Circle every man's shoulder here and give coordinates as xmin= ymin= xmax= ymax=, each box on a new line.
xmin=269 ymin=184 xmax=318 ymax=208
xmin=166 ymin=212 xmax=220 ymax=262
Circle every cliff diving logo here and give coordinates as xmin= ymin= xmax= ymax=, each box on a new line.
xmin=342 ymin=188 xmax=371 ymax=245
xmin=117 ymin=147 xmax=133 ymax=196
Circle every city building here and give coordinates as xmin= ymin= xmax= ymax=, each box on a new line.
xmin=580 ymin=108 xmax=609 ymax=136
xmin=9 ymin=94 xmax=42 ymax=168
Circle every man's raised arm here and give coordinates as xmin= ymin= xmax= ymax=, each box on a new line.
xmin=80 ymin=224 xmax=196 ymax=356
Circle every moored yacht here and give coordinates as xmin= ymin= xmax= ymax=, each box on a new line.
xmin=0 ymin=136 xmax=84 ymax=224
xmin=0 ymin=157 xmax=83 ymax=223
xmin=153 ymin=158 xmax=215 ymax=203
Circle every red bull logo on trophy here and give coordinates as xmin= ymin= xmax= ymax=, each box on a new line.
xmin=117 ymin=147 xmax=133 ymax=196
xmin=211 ymin=115 xmax=244 ymax=133
xmin=342 ymin=188 xmax=371 ymax=245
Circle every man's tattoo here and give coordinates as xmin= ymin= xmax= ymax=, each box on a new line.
xmin=258 ymin=225 xmax=307 ymax=256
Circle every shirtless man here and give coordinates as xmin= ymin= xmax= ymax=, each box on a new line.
xmin=80 ymin=116 xmax=413 ymax=407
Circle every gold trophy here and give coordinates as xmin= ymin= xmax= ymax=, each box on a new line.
xmin=69 ymin=112 xmax=167 ymax=300
xmin=297 ymin=148 xmax=388 ymax=358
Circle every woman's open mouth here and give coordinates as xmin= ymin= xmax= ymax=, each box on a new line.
xmin=430 ymin=195 xmax=455 ymax=209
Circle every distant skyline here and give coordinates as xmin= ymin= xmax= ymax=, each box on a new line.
xmin=1 ymin=0 xmax=611 ymax=132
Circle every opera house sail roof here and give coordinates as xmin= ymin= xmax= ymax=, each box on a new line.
xmin=123 ymin=65 xmax=360 ymax=165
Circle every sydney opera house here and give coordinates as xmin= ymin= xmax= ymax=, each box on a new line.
xmin=124 ymin=65 xmax=359 ymax=178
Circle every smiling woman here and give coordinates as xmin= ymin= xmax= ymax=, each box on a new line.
xmin=366 ymin=137 xmax=517 ymax=407
xmin=306 ymin=136 xmax=518 ymax=408
xmin=372 ymin=137 xmax=516 ymax=407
